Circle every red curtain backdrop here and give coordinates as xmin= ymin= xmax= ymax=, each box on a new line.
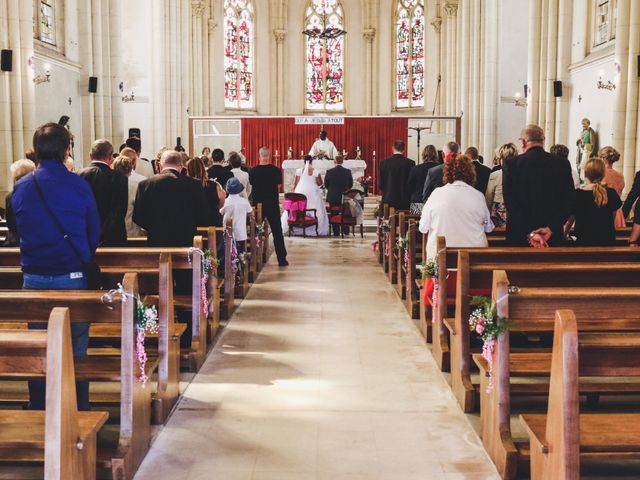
xmin=240 ymin=117 xmax=409 ymax=192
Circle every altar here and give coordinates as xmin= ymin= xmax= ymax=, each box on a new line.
xmin=281 ymin=159 xmax=367 ymax=192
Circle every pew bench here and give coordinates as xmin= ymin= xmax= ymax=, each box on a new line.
xmin=0 ymin=308 xmax=109 ymax=480
xmin=520 ymin=310 xmax=640 ymax=480
xmin=470 ymin=270 xmax=640 ymax=479
xmin=0 ymin=273 xmax=153 ymax=480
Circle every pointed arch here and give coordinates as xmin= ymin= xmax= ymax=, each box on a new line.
xmin=304 ymin=0 xmax=345 ymax=111
xmin=224 ymin=0 xmax=255 ymax=109
xmin=394 ymin=0 xmax=425 ymax=109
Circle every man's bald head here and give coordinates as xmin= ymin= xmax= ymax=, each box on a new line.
xmin=160 ymin=150 xmax=183 ymax=170
xmin=521 ymin=125 xmax=545 ymax=144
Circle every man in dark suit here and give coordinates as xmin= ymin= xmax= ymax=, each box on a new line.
xmin=503 ymin=125 xmax=575 ymax=247
xmin=207 ymin=148 xmax=234 ymax=186
xmin=465 ymin=146 xmax=491 ymax=194
xmin=622 ymin=169 xmax=640 ymax=219
xmin=133 ymin=150 xmax=210 ymax=247
xmin=378 ymin=140 xmax=415 ymax=210
xmin=324 ymin=155 xmax=354 ymax=236
xmin=249 ymin=147 xmax=288 ymax=266
xmin=421 ymin=141 xmax=459 ymax=202
xmin=78 ymin=139 xmax=128 ymax=246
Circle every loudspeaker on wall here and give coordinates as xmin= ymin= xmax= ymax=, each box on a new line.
xmin=553 ymin=80 xmax=563 ymax=97
xmin=88 ymin=76 xmax=98 ymax=93
xmin=1 ymin=49 xmax=12 ymax=72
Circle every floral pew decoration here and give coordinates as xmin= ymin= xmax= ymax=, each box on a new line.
xmin=468 ymin=295 xmax=509 ymax=393
xmin=421 ymin=258 xmax=439 ymax=320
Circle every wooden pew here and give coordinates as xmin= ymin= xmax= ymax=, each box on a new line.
xmin=379 ymin=204 xmax=390 ymax=272
xmin=395 ymin=211 xmax=420 ymax=299
xmin=403 ymin=219 xmax=423 ymax=319
xmin=520 ymin=310 xmax=640 ymax=480
xmin=439 ymin=245 xmax=640 ymax=412
xmin=387 ymin=208 xmax=398 ymax=283
xmin=474 ymin=270 xmax=640 ymax=479
xmin=0 ymin=273 xmax=152 ymax=480
xmin=376 ymin=202 xmax=385 ymax=265
xmin=0 ymin=307 xmax=109 ymax=480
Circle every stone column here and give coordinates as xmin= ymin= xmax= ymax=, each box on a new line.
xmin=554 ymin=0 xmax=573 ymax=145
xmin=470 ymin=0 xmax=481 ymax=144
xmin=526 ymin=0 xmax=541 ymax=125
xmin=273 ymin=29 xmax=286 ymax=115
xmin=0 ymin=0 xmax=36 ymax=198
xmin=543 ymin=0 xmax=559 ymax=145
xmin=208 ymin=17 xmax=217 ymax=114
xmin=481 ymin=0 xmax=499 ymax=155
xmin=430 ymin=15 xmax=442 ymax=117
xmin=363 ymin=28 xmax=376 ymax=116
xmin=459 ymin=1 xmax=470 ymax=145
xmin=192 ymin=1 xmax=206 ymax=116
xmin=443 ymin=1 xmax=457 ymax=118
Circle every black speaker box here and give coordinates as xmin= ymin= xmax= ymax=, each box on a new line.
xmin=553 ymin=80 xmax=563 ymax=97
xmin=88 ymin=76 xmax=98 ymax=93
xmin=524 ymin=84 xmax=528 ymax=99
xmin=1 ymin=50 xmax=12 ymax=72
xmin=128 ymin=128 xmax=141 ymax=139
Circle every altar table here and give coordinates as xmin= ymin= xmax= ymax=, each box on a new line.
xmin=281 ymin=159 xmax=367 ymax=192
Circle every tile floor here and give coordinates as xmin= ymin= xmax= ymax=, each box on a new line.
xmin=134 ymin=235 xmax=499 ymax=480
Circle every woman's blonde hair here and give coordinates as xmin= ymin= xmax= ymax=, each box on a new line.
xmin=584 ymin=157 xmax=609 ymax=207
xmin=10 ymin=159 xmax=36 ymax=183
xmin=494 ymin=143 xmax=518 ymax=167
xmin=598 ymin=146 xmax=620 ymax=165
xmin=113 ymin=156 xmax=133 ymax=176
xmin=443 ymin=154 xmax=476 ymax=186
xmin=421 ymin=145 xmax=438 ymax=164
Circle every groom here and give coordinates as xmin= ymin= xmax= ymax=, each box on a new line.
xmin=324 ymin=155 xmax=353 ymax=236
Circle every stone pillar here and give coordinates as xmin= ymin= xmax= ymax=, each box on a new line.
xmin=459 ymin=0 xmax=470 ymax=145
xmin=443 ymin=1 xmax=457 ymax=118
xmin=543 ymin=0 xmax=559 ymax=145
xmin=208 ymin=17 xmax=217 ymax=114
xmin=0 ymin=0 xmax=36 ymax=198
xmin=363 ymin=28 xmax=376 ymax=116
xmin=192 ymin=1 xmax=206 ymax=116
xmin=273 ymin=29 xmax=286 ymax=115
xmin=526 ymin=0 xmax=541 ymax=125
xmin=554 ymin=0 xmax=573 ymax=145
xmin=470 ymin=0 xmax=481 ymax=144
xmin=481 ymin=0 xmax=499 ymax=155
xmin=430 ymin=15 xmax=442 ymax=117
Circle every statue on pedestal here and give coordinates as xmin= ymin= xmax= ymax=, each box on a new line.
xmin=576 ymin=118 xmax=597 ymax=182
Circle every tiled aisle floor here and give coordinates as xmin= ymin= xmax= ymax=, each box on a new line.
xmin=134 ymin=235 xmax=499 ymax=480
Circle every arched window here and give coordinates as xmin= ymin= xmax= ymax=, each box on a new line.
xmin=592 ymin=0 xmax=617 ymax=48
xmin=33 ymin=0 xmax=58 ymax=46
xmin=395 ymin=0 xmax=425 ymax=109
xmin=224 ymin=0 xmax=255 ymax=110
xmin=304 ymin=0 xmax=345 ymax=111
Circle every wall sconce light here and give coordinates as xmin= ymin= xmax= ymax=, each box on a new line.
xmin=597 ymin=70 xmax=616 ymax=91
xmin=512 ymin=92 xmax=528 ymax=107
xmin=33 ymin=63 xmax=51 ymax=84
xmin=122 ymin=91 xmax=135 ymax=103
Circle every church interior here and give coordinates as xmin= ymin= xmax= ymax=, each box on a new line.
xmin=2 ymin=0 xmax=640 ymax=479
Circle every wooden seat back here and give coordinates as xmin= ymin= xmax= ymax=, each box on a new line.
xmin=0 ymin=308 xmax=108 ymax=479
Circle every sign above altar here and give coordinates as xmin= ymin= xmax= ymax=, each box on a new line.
xmin=294 ymin=116 xmax=345 ymax=125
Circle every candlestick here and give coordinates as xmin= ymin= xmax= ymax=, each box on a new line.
xmin=300 ymin=150 xmax=304 ymax=158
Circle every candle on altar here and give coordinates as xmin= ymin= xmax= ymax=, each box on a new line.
xmin=275 ymin=150 xmax=278 ymax=156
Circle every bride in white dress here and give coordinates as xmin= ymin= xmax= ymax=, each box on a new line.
xmin=282 ymin=159 xmax=330 ymax=236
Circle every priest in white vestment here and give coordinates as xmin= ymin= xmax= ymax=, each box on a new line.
xmin=309 ymin=131 xmax=339 ymax=160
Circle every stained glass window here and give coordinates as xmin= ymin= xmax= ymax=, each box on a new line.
xmin=593 ymin=0 xmax=617 ymax=47
xmin=395 ymin=0 xmax=425 ymax=109
xmin=33 ymin=0 xmax=57 ymax=46
xmin=305 ymin=0 xmax=345 ymax=111
xmin=224 ymin=0 xmax=254 ymax=110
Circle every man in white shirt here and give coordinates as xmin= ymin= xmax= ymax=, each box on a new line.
xmin=229 ymin=151 xmax=251 ymax=200
xmin=309 ymin=130 xmax=338 ymax=160
xmin=126 ymin=137 xmax=155 ymax=178
xmin=119 ymin=147 xmax=146 ymax=237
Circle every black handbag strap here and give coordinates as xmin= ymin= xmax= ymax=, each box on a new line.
xmin=31 ymin=172 xmax=88 ymax=266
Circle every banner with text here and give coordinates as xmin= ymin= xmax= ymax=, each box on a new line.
xmin=294 ymin=116 xmax=345 ymax=125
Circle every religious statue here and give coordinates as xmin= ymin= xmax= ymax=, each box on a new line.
xmin=576 ymin=118 xmax=597 ymax=182
xmin=355 ymin=146 xmax=362 ymax=160
xmin=287 ymin=147 xmax=293 ymax=160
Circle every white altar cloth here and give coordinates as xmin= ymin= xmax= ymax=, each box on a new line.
xmin=281 ymin=159 xmax=367 ymax=192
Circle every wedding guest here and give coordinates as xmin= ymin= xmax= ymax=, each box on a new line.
xmin=78 ymin=139 xmax=128 ymax=246
xmin=378 ymin=140 xmax=415 ymax=210
xmin=12 ymin=123 xmax=100 ymax=411
xmin=421 ymin=141 xmax=460 ymax=202
xmin=485 ymin=143 xmax=518 ymax=228
xmin=550 ymin=144 xmax=579 ymax=187
xmin=201 ymin=147 xmax=212 ymax=167
xmin=567 ymin=157 xmax=621 ymax=246
xmin=249 ymin=147 xmax=288 ymax=266
xmin=419 ymin=154 xmax=493 ymax=259
xmin=133 ymin=150 xmax=209 ymax=247
xmin=113 ymin=154 xmax=145 ymax=238
xmin=228 ymin=151 xmax=252 ymax=200
xmin=503 ymin=125 xmax=575 ymax=247
xmin=407 ymin=145 xmax=439 ymax=212
xmin=324 ymin=154 xmax=353 ymax=236
xmin=64 ymin=157 xmax=76 ymax=172
xmin=220 ymin=177 xmax=253 ymax=255
xmin=623 ymin=168 xmax=640 ymax=220
xmin=126 ymin=137 xmax=155 ymax=178
xmin=3 ymin=159 xmax=36 ymax=247
xmin=207 ymin=148 xmax=233 ymax=186
xmin=186 ymin=156 xmax=224 ymax=227
xmin=464 ymin=146 xmax=491 ymax=194
xmin=599 ymin=146 xmax=626 ymax=228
